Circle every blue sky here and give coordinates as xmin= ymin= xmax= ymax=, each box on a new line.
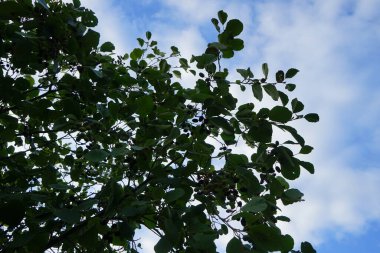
xmin=78 ymin=0 xmax=380 ymax=252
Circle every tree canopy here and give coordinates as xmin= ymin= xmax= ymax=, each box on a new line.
xmin=0 ymin=0 xmax=319 ymax=252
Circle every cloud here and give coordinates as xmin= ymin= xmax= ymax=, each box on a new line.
xmin=246 ymin=0 xmax=380 ymax=247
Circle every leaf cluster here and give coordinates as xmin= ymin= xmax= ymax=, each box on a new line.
xmin=0 ymin=2 xmax=318 ymax=253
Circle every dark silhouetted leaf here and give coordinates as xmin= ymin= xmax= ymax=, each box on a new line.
xmin=304 ymin=113 xmax=319 ymax=122
xmin=286 ymin=68 xmax=299 ymax=78
xmin=269 ymin=106 xmax=293 ymax=123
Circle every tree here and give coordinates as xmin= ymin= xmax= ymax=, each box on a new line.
xmin=0 ymin=1 xmax=319 ymax=252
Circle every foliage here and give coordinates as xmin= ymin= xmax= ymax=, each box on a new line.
xmin=0 ymin=1 xmax=318 ymax=252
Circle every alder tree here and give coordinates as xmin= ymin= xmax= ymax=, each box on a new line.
xmin=0 ymin=1 xmax=318 ymax=252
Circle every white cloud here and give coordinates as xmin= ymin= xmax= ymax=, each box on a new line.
xmin=247 ymin=0 xmax=380 ymax=247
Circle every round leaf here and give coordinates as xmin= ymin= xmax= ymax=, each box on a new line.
xmin=225 ymin=19 xmax=243 ymax=36
xmin=269 ymin=106 xmax=292 ymax=123
xmin=304 ymin=113 xmax=319 ymax=122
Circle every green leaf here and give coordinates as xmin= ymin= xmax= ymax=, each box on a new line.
xmin=300 ymin=145 xmax=313 ymax=154
xmin=82 ymin=29 xmax=100 ymax=50
xmin=247 ymin=119 xmax=273 ymax=143
xmin=269 ymin=106 xmax=293 ymax=123
xmin=286 ymin=68 xmax=299 ymax=78
xmin=154 ymin=237 xmax=172 ymax=253
xmin=164 ymin=188 xmax=185 ymax=203
xmin=146 ymin=31 xmax=152 ymax=40
xmin=136 ymin=95 xmax=154 ymax=116
xmin=284 ymin=188 xmax=303 ymax=201
xmin=209 ymin=116 xmax=234 ymax=135
xmin=276 ymin=70 xmax=285 ymax=83
xmin=278 ymin=91 xmax=289 ymax=106
xmin=226 ymin=237 xmax=249 ymax=253
xmin=248 ymin=224 xmax=288 ymax=252
xmin=237 ymin=69 xmax=250 ymax=79
xmin=137 ymin=38 xmax=144 ymax=47
xmin=301 ymin=241 xmax=317 ymax=253
xmin=285 ymin=83 xmax=296 ymax=91
xmin=252 ymin=82 xmax=263 ymax=101
xmin=211 ymin=18 xmax=220 ymax=32
xmin=278 ymin=125 xmax=305 ymax=146
xmin=263 ymin=84 xmax=279 ymax=100
xmin=262 ymin=63 xmax=269 ymax=79
xmin=130 ymin=48 xmax=144 ymax=60
xmin=241 ymin=197 xmax=267 ymax=212
xmin=291 ymin=98 xmax=304 ymax=113
xmin=231 ymin=38 xmax=244 ymax=51
xmin=84 ymin=149 xmax=109 ymax=162
xmin=218 ymin=10 xmax=228 ymax=24
xmin=53 ymin=208 xmax=81 ymax=224
xmin=225 ymin=19 xmax=243 ymax=36
xmin=172 ymin=70 xmax=181 ymax=79
xmin=100 ymin=41 xmax=115 ymax=52
xmin=299 ymin=160 xmax=315 ymax=174
xmin=304 ymin=113 xmax=319 ymax=122
xmin=276 ymin=215 xmax=291 ymax=222
xmin=73 ymin=0 xmax=81 ymax=8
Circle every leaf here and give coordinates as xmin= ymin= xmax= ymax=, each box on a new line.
xmin=263 ymin=84 xmax=279 ymax=100
xmin=225 ymin=19 xmax=243 ymax=36
xmin=145 ymin=31 xmax=152 ymax=40
xmin=252 ymin=82 xmax=263 ymax=101
xmin=298 ymin=160 xmax=315 ymax=174
xmin=231 ymin=38 xmax=244 ymax=51
xmin=278 ymin=125 xmax=305 ymax=146
xmin=275 ymin=70 xmax=285 ymax=83
xmin=209 ymin=116 xmax=234 ymax=135
xmin=164 ymin=188 xmax=185 ymax=203
xmin=241 ymin=197 xmax=267 ymax=212
xmin=130 ymin=48 xmax=144 ymax=60
xmin=82 ymin=29 xmax=100 ymax=50
xmin=300 ymin=145 xmax=313 ymax=154
xmin=172 ymin=70 xmax=181 ymax=79
xmin=291 ymin=98 xmax=304 ymax=113
xmin=278 ymin=91 xmax=289 ymax=106
xmin=248 ymin=224 xmax=288 ymax=252
xmin=73 ymin=0 xmax=81 ymax=8
xmin=226 ymin=237 xmax=249 ymax=253
xmin=217 ymin=10 xmax=228 ymax=24
xmin=84 ymin=149 xmax=109 ymax=162
xmin=276 ymin=215 xmax=291 ymax=222
xmin=211 ymin=18 xmax=220 ymax=32
xmin=154 ymin=237 xmax=172 ymax=253
xmin=262 ymin=63 xmax=269 ymax=79
xmin=301 ymin=241 xmax=317 ymax=253
xmin=248 ymin=119 xmax=273 ymax=143
xmin=237 ymin=69 xmax=250 ymax=79
xmin=304 ymin=113 xmax=319 ymax=122
xmin=285 ymin=83 xmax=296 ymax=91
xmin=137 ymin=38 xmax=144 ymax=47
xmin=100 ymin=41 xmax=115 ymax=52
xmin=53 ymin=208 xmax=81 ymax=224
xmin=269 ymin=106 xmax=293 ymax=123
xmin=136 ymin=95 xmax=154 ymax=116
xmin=284 ymin=188 xmax=303 ymax=201
xmin=285 ymin=68 xmax=299 ymax=78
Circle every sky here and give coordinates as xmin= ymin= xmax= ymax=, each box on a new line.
xmin=77 ymin=0 xmax=380 ymax=252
